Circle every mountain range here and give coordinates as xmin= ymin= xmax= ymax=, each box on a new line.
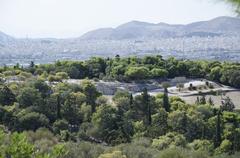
xmin=80 ymin=16 xmax=240 ymax=40
xmin=0 ymin=16 xmax=240 ymax=42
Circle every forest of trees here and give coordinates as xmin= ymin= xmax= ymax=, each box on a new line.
xmin=2 ymin=55 xmax=240 ymax=87
xmin=0 ymin=55 xmax=240 ymax=157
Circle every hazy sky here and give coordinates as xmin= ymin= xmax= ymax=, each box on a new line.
xmin=0 ymin=0 xmax=235 ymax=38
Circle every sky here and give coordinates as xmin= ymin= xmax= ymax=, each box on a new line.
xmin=0 ymin=0 xmax=235 ymax=38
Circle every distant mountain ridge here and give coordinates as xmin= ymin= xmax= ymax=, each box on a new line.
xmin=80 ymin=16 xmax=240 ymax=40
xmin=0 ymin=16 xmax=240 ymax=41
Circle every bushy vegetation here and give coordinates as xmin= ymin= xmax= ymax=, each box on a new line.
xmin=0 ymin=55 xmax=240 ymax=157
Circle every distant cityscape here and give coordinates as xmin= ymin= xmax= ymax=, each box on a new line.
xmin=0 ymin=16 xmax=240 ymax=66
xmin=0 ymin=36 xmax=239 ymax=66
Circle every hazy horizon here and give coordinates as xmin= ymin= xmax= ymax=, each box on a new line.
xmin=0 ymin=0 xmax=235 ymax=38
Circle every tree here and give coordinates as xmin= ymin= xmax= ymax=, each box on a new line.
xmin=0 ymin=106 xmax=14 ymax=128
xmin=149 ymin=108 xmax=168 ymax=138
xmin=224 ymin=0 xmax=240 ymax=14
xmin=220 ymin=96 xmax=235 ymax=112
xmin=129 ymin=93 xmax=133 ymax=108
xmin=92 ymin=105 xmax=119 ymax=144
xmin=5 ymin=132 xmax=35 ymax=158
xmin=185 ymin=114 xmax=206 ymax=141
xmin=66 ymin=66 xmax=80 ymax=79
xmin=216 ymin=139 xmax=232 ymax=154
xmin=53 ymin=119 xmax=69 ymax=134
xmin=81 ymin=80 xmax=100 ymax=112
xmin=176 ymin=83 xmax=184 ymax=92
xmin=199 ymin=95 xmax=206 ymax=105
xmin=86 ymin=57 xmax=107 ymax=78
xmin=162 ymin=82 xmax=170 ymax=112
xmin=42 ymin=92 xmax=63 ymax=122
xmin=189 ymin=139 xmax=214 ymax=153
xmin=142 ymin=88 xmax=151 ymax=126
xmin=229 ymin=70 xmax=240 ymax=88
xmin=18 ymin=112 xmax=49 ymax=131
xmin=28 ymin=61 xmax=36 ymax=74
xmin=125 ymin=67 xmax=150 ymax=80
xmin=215 ymin=110 xmax=222 ymax=148
xmin=133 ymin=93 xmax=156 ymax=126
xmin=113 ymin=90 xmax=130 ymax=102
xmin=56 ymin=72 xmax=69 ymax=80
xmin=208 ymin=97 xmax=214 ymax=106
xmin=29 ymin=61 xmax=35 ymax=68
xmin=62 ymin=92 xmax=83 ymax=126
xmin=195 ymin=97 xmax=200 ymax=105
xmin=17 ymin=87 xmax=43 ymax=108
xmin=142 ymin=56 xmax=160 ymax=65
xmin=168 ymin=111 xmax=188 ymax=134
xmin=0 ymin=86 xmax=15 ymax=106
xmin=152 ymin=132 xmax=187 ymax=150
xmin=31 ymin=79 xmax=52 ymax=98
xmin=151 ymin=68 xmax=168 ymax=78
xmin=209 ymin=66 xmax=222 ymax=82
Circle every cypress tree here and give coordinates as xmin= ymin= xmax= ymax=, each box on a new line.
xmin=56 ymin=94 xmax=61 ymax=119
xmin=208 ymin=97 xmax=214 ymax=106
xmin=129 ymin=93 xmax=133 ymax=107
xmin=195 ymin=96 xmax=200 ymax=105
xmin=163 ymin=87 xmax=170 ymax=112
xmin=215 ymin=110 xmax=222 ymax=147
xmin=142 ymin=88 xmax=151 ymax=125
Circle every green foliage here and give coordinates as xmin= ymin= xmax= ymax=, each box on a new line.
xmin=157 ymin=147 xmax=209 ymax=158
xmin=225 ymin=0 xmax=240 ymax=14
xmin=150 ymin=68 xmax=168 ymax=78
xmin=1 ymin=56 xmax=240 ymax=157
xmin=92 ymin=105 xmax=131 ymax=145
xmin=64 ymin=141 xmax=105 ymax=158
xmin=81 ymin=80 xmax=101 ymax=112
xmin=148 ymin=109 xmax=168 ymax=138
xmin=17 ymin=87 xmax=43 ymax=108
xmin=189 ymin=139 xmax=214 ymax=153
xmin=125 ymin=66 xmax=150 ymax=80
xmin=163 ymin=87 xmax=170 ymax=112
xmin=53 ymin=119 xmax=69 ymax=134
xmin=98 ymin=151 xmax=127 ymax=158
xmin=152 ymin=132 xmax=187 ymax=150
xmin=17 ymin=112 xmax=49 ymax=131
xmin=0 ymin=86 xmax=16 ymax=106
xmin=0 ymin=129 xmax=67 ymax=158
xmin=5 ymin=132 xmax=34 ymax=158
